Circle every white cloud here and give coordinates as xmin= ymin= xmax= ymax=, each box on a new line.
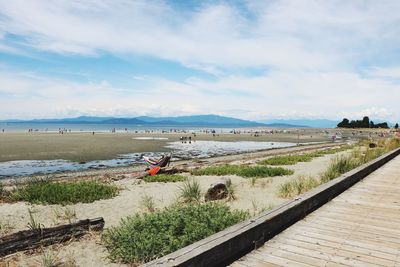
xmin=1 ymin=70 xmax=400 ymax=122
xmin=1 ymin=1 xmax=400 ymax=122
xmin=1 ymin=0 xmax=400 ymax=71
xmin=369 ymin=67 xmax=400 ymax=79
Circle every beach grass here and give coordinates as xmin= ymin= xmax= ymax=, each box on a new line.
xmin=225 ymin=179 xmax=237 ymax=201
xmin=9 ymin=179 xmax=119 ymax=205
xmin=191 ymin=165 xmax=293 ymax=177
xmin=102 ymin=202 xmax=248 ymax=264
xmin=259 ymin=145 xmax=354 ymax=166
xmin=0 ymin=183 xmax=5 ymax=199
xmin=259 ymin=154 xmax=314 ymax=165
xmin=143 ymin=174 xmax=186 ymax=183
xmin=320 ymin=155 xmax=360 ymax=183
xmin=320 ymin=138 xmax=399 ymax=183
xmin=278 ymin=175 xmax=319 ymax=198
xmin=279 ymin=139 xmax=400 ymax=197
xmin=139 ymin=194 xmax=157 ymax=213
xmin=0 ymin=220 xmax=13 ymax=235
xmin=179 ymin=178 xmax=202 ymax=203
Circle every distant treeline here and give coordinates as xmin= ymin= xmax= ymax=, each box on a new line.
xmin=337 ymin=116 xmax=390 ymax=129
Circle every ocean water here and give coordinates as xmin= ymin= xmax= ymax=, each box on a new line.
xmin=0 ymin=141 xmax=297 ymax=178
xmin=0 ymin=123 xmax=240 ymax=133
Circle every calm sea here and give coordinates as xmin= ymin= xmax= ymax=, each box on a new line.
xmin=0 ymin=123 xmax=240 ymax=133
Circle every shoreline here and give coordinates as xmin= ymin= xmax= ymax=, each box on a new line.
xmin=0 ymin=141 xmax=344 ymax=185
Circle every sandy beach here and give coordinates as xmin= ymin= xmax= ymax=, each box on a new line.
xmin=0 ymin=141 xmax=353 ymax=266
xmin=0 ymin=130 xmax=338 ymax=162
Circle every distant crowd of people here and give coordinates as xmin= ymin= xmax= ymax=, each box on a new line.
xmin=180 ymin=135 xmax=196 ymax=144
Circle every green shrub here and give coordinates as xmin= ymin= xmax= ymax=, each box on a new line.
xmin=278 ymin=176 xmax=319 ymax=198
xmin=143 ymin=174 xmax=186 ymax=183
xmin=191 ymin=165 xmax=293 ymax=178
xmin=179 ymin=179 xmax=202 ymax=203
xmin=11 ymin=179 xmax=119 ymax=205
xmin=191 ymin=165 xmax=241 ymax=176
xmin=102 ymin=202 xmax=248 ymax=264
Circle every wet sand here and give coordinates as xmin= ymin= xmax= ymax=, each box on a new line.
xmin=0 ymin=130 xmax=331 ymax=162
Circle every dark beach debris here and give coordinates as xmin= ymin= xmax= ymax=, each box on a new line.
xmin=0 ymin=217 xmax=105 ymax=257
xmin=205 ymin=181 xmax=229 ymax=201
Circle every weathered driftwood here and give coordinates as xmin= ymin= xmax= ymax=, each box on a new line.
xmin=0 ymin=217 xmax=104 ymax=257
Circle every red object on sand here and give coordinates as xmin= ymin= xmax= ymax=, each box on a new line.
xmin=147 ymin=166 xmax=161 ymax=176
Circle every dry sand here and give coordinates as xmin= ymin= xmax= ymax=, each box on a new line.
xmin=0 ymin=143 xmax=352 ymax=267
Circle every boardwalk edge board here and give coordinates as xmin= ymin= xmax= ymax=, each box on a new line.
xmin=144 ymin=147 xmax=400 ymax=267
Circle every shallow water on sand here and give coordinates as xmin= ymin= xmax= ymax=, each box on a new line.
xmin=166 ymin=140 xmax=296 ymax=158
xmin=0 ymin=141 xmax=297 ymax=178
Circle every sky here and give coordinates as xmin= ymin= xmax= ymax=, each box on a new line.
xmin=0 ymin=0 xmax=400 ymax=122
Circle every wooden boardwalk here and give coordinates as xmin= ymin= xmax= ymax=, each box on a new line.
xmin=232 ymin=155 xmax=400 ymax=267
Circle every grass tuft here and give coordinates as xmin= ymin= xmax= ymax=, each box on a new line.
xmin=191 ymin=165 xmax=293 ymax=178
xmin=102 ymin=202 xmax=248 ymax=264
xmin=259 ymin=154 xmax=314 ymax=165
xmin=225 ymin=179 xmax=237 ymax=201
xmin=179 ymin=178 xmax=202 ymax=204
xmin=40 ymin=248 xmax=60 ymax=267
xmin=10 ymin=179 xmax=119 ymax=205
xmin=53 ymin=207 xmax=77 ymax=224
xmin=27 ymin=208 xmax=43 ymax=231
xmin=320 ymin=138 xmax=400 ymax=184
xmin=278 ymin=176 xmax=319 ymax=198
xmin=320 ymin=156 xmax=359 ymax=183
xmin=143 ymin=174 xmax=186 ymax=183
xmin=260 ymin=145 xmax=354 ymax=166
xmin=0 ymin=220 xmax=13 ymax=235
xmin=139 ymin=194 xmax=157 ymax=213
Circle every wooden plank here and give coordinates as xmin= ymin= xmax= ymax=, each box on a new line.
xmin=302 ymin=215 xmax=400 ymax=237
xmin=290 ymin=223 xmax=400 ymax=246
xmin=320 ymin=206 xmax=400 ymax=220
xmin=286 ymin=233 xmax=398 ymax=262
xmin=231 ymin=256 xmax=279 ymax=267
xmin=268 ymin=236 xmax=397 ymax=266
xmin=251 ymin=250 xmax=317 ymax=267
xmin=256 ymin=243 xmax=328 ymax=266
xmin=282 ymin=226 xmax=400 ymax=256
xmin=289 ymin=223 xmax=400 ymax=250
xmin=304 ymin=215 xmax=400 ymax=237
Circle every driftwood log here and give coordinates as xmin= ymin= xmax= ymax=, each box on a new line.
xmin=205 ymin=182 xmax=229 ymax=201
xmin=0 ymin=217 xmax=104 ymax=257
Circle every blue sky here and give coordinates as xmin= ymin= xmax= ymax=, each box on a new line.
xmin=0 ymin=0 xmax=400 ymax=122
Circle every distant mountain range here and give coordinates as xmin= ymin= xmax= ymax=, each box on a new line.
xmin=0 ymin=115 xmax=343 ymax=128
xmin=262 ymin=119 xmax=339 ymax=128
xmin=0 ymin=114 xmax=265 ymax=127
